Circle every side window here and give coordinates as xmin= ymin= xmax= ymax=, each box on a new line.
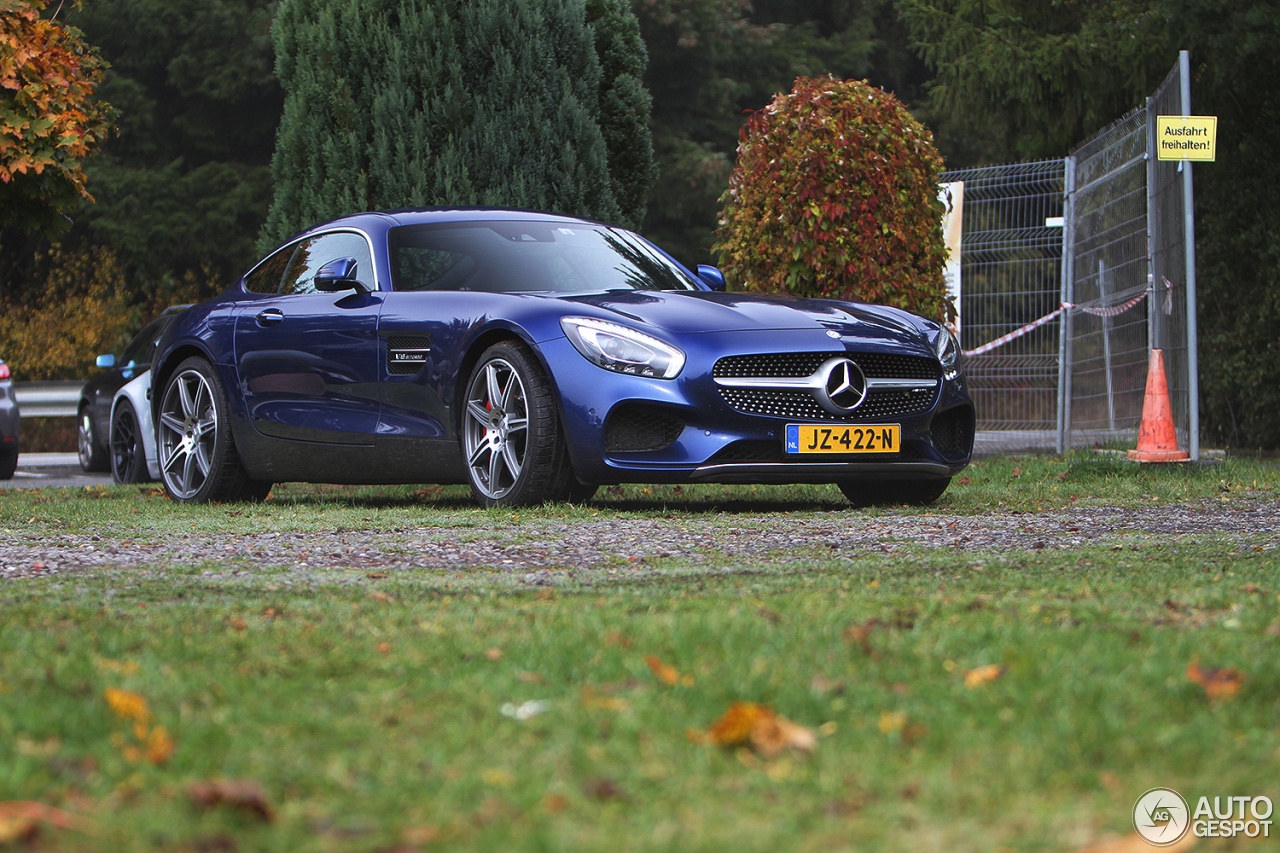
xmin=278 ymin=231 xmax=376 ymax=295
xmin=243 ymin=244 xmax=296 ymax=294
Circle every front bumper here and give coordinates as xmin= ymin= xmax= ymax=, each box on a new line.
xmin=541 ymin=330 xmax=975 ymax=486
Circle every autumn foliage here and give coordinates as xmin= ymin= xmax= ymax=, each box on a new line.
xmin=0 ymin=0 xmax=114 ymax=233
xmin=715 ymin=76 xmax=952 ymax=322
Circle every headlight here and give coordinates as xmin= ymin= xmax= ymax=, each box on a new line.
xmin=561 ymin=317 xmax=685 ymax=379
xmin=934 ymin=327 xmax=961 ymax=380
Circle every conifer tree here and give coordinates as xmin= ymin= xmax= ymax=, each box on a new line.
xmin=262 ymin=0 xmax=650 ymax=249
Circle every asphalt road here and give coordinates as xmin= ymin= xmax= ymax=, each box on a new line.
xmin=1 ymin=453 xmax=113 ymax=489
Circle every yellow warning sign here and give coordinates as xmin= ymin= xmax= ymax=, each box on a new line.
xmin=1156 ymin=115 xmax=1217 ymax=161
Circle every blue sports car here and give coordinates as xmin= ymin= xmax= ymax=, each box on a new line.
xmin=151 ymin=208 xmax=973 ymax=507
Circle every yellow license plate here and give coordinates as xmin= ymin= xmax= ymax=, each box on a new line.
xmin=784 ymin=423 xmax=900 ymax=454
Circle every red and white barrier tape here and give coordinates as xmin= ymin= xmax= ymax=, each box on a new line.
xmin=963 ymin=291 xmax=1149 ymax=357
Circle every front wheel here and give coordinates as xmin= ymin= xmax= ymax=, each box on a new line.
xmin=839 ymin=477 xmax=951 ymax=508
xmin=157 ymin=357 xmax=272 ymax=503
xmin=461 ymin=342 xmax=576 ymax=507
xmin=110 ymin=400 xmax=148 ymax=484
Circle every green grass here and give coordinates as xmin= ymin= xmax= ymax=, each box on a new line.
xmin=1 ymin=452 xmax=1278 ymax=852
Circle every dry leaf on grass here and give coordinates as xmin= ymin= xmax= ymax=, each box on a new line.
xmin=964 ymin=664 xmax=1008 ymax=688
xmin=644 ymin=655 xmax=692 ymax=686
xmin=0 ymin=802 xmax=98 ymax=840
xmin=1186 ymin=661 xmax=1244 ymax=700
xmin=188 ymin=779 xmax=275 ymax=821
xmin=704 ymin=702 xmax=816 ymax=758
xmin=104 ymin=687 xmax=151 ymax=723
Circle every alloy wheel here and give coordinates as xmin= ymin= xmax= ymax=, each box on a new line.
xmin=158 ymin=368 xmax=218 ymax=500
xmin=463 ymin=358 xmax=530 ymax=500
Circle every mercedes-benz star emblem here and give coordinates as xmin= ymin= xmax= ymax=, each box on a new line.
xmin=819 ymin=358 xmax=868 ymax=413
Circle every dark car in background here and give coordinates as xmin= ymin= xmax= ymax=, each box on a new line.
xmin=78 ymin=307 xmax=188 ymax=472
xmin=150 ymin=208 xmax=974 ymax=507
xmin=0 ymin=356 xmax=18 ymax=480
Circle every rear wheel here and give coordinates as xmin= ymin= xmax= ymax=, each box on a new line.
xmin=77 ymin=406 xmax=107 ymax=472
xmin=461 ymin=341 xmax=577 ymax=507
xmin=157 ymin=357 xmax=272 ymax=503
xmin=839 ymin=477 xmax=951 ymax=508
xmin=110 ymin=400 xmax=148 ymax=484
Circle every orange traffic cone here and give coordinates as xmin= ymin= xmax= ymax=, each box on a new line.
xmin=1128 ymin=348 xmax=1189 ymax=462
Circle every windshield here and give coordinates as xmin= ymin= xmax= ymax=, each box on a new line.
xmin=387 ymin=221 xmax=699 ymax=293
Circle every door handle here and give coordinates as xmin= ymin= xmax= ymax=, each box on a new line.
xmin=256 ymin=308 xmax=285 ymax=326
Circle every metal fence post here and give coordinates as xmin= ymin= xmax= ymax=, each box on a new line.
xmin=1056 ymin=156 xmax=1076 ymax=454
xmin=1180 ymin=49 xmax=1201 ymax=460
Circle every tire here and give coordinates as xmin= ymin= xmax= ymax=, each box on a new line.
xmin=0 ymin=445 xmax=16 ymax=480
xmin=110 ymin=400 xmax=149 ymax=484
xmin=839 ymin=477 xmax=951 ymax=508
xmin=461 ymin=341 xmax=577 ymax=507
xmin=157 ymin=357 xmax=272 ymax=503
xmin=77 ymin=405 xmax=108 ymax=472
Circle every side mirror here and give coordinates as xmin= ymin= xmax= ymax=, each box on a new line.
xmin=315 ymin=257 xmax=368 ymax=293
xmin=696 ymin=265 xmax=727 ymax=292
xmin=96 ymin=354 xmax=116 ymax=368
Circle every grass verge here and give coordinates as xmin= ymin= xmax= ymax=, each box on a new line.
xmin=1 ymin=452 xmax=1278 ymax=852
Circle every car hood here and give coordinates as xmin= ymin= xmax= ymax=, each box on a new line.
xmin=556 ymin=290 xmax=925 ymax=343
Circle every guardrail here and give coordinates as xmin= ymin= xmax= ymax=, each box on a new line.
xmin=13 ymin=381 xmax=83 ymax=418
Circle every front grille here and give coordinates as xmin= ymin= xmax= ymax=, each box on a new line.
xmin=714 ymin=351 xmax=939 ymax=422
xmin=714 ymin=352 xmax=937 ymax=380
xmin=605 ymin=405 xmax=685 ymax=453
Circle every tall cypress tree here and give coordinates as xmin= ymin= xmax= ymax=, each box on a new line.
xmin=262 ymin=0 xmax=650 ymax=250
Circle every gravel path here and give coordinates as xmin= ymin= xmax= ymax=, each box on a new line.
xmin=3 ymin=498 xmax=1277 ymax=585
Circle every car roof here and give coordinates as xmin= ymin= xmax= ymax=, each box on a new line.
xmin=291 ymin=207 xmax=605 ymax=241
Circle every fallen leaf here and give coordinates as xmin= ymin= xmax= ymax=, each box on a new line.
xmin=366 ymin=571 xmax=388 ymax=579
xmin=0 ymin=816 xmax=38 ymax=845
xmin=1186 ymin=661 xmax=1244 ymax=700
xmin=188 ymin=780 xmax=275 ymax=821
xmin=581 ymin=686 xmax=629 ymax=712
xmin=104 ymin=688 xmax=151 ymax=723
xmin=584 ymin=778 xmax=626 ymax=800
xmin=484 ymin=647 xmax=504 ymax=661
xmin=957 ymin=476 xmax=972 ymax=485
xmin=146 ymin=725 xmax=175 ymax=766
xmin=500 ymin=700 xmax=550 ymax=721
xmin=370 ymin=591 xmax=393 ymax=603
xmin=706 ymin=702 xmax=816 ymax=757
xmin=964 ymin=664 xmax=1007 ymax=688
xmin=645 ymin=655 xmax=690 ymax=686
xmin=842 ymin=622 xmax=875 ymax=655
xmin=1012 ymin=466 xmax=1023 ymax=478
xmin=878 ymin=710 xmax=927 ymax=745
xmin=0 ymin=801 xmax=98 ymax=838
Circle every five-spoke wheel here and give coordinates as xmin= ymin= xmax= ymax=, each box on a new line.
xmin=462 ymin=342 xmax=582 ymax=507
xmin=158 ymin=357 xmax=271 ymax=503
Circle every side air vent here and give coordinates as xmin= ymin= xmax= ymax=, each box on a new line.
xmin=387 ymin=335 xmax=433 ymax=375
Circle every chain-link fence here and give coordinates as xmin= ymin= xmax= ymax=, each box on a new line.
xmin=944 ymin=53 xmax=1199 ymax=458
